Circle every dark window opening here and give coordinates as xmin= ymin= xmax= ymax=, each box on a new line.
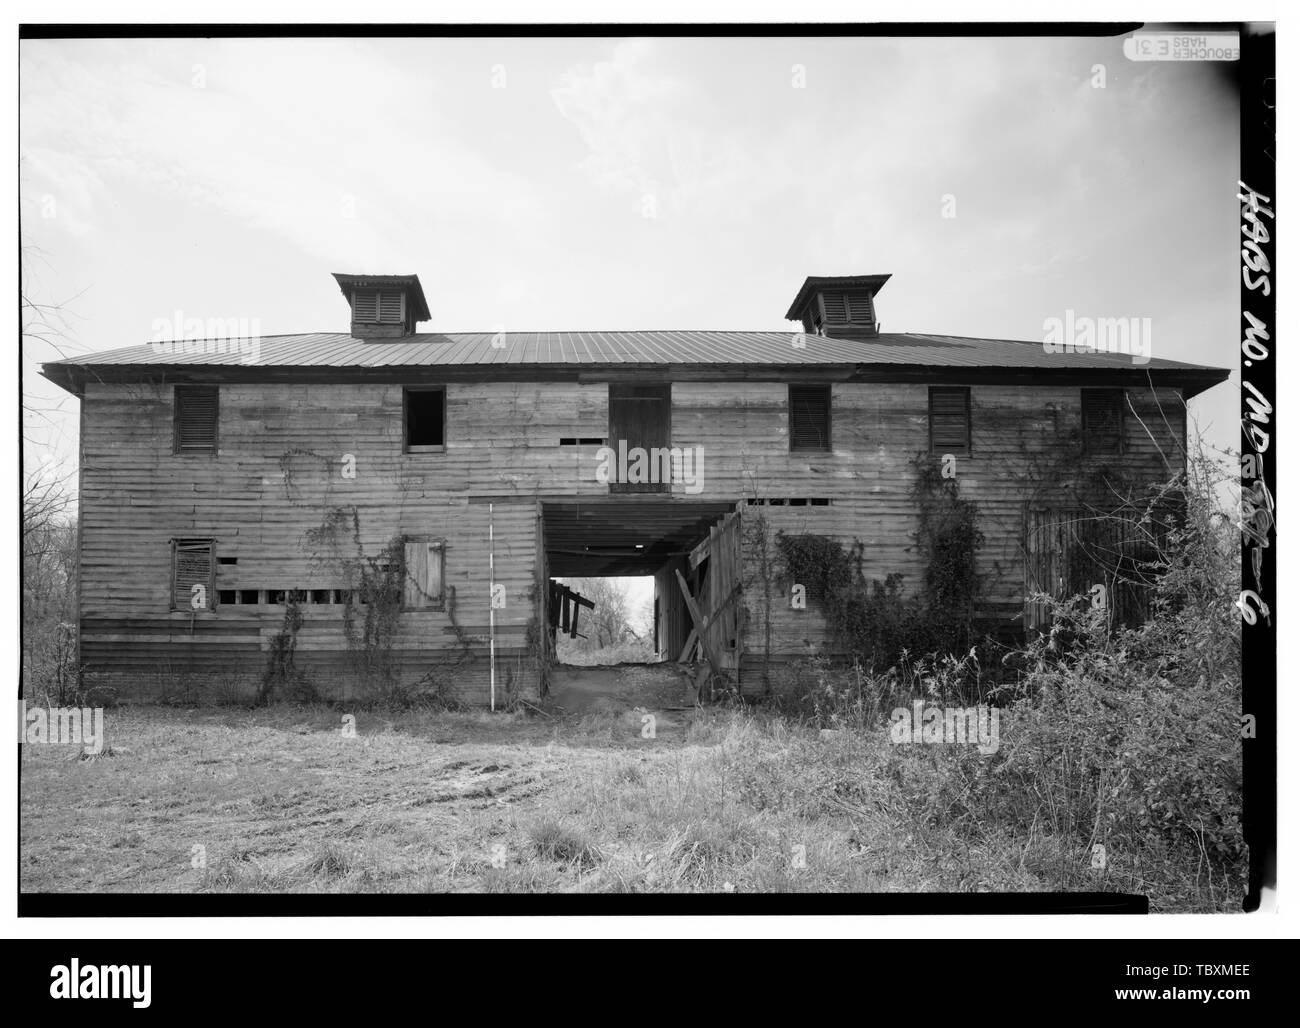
xmin=1082 ymin=389 xmax=1125 ymax=455
xmin=789 ymin=385 xmax=832 ymax=452
xmin=310 ymin=589 xmax=331 ymax=605
xmin=239 ymin=590 xmax=260 ymax=605
xmin=217 ymin=590 xmax=237 ymax=605
xmin=929 ymin=386 xmax=971 ymax=456
xmin=560 ymin=437 xmax=606 ymax=446
xmin=174 ymin=386 xmax=219 ymax=455
xmin=218 ymin=556 xmax=238 ymax=565
xmin=404 ymin=388 xmax=445 ymax=452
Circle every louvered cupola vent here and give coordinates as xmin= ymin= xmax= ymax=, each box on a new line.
xmin=785 ymin=274 xmax=892 ymax=342
xmin=332 ymin=272 xmax=431 ymax=339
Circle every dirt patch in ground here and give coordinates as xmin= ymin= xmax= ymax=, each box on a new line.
xmin=544 ymin=662 xmax=694 ymax=717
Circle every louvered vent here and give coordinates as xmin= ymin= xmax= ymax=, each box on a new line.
xmin=790 ymin=385 xmax=832 ymax=451
xmin=845 ymin=290 xmax=874 ymax=323
xmin=1082 ymin=389 xmax=1124 ymax=454
xmin=174 ymin=386 xmax=218 ymax=454
xmin=352 ymin=289 xmax=379 ymax=322
xmin=352 ymin=289 xmax=404 ymax=324
xmin=820 ymin=292 xmax=848 ymax=324
xmin=929 ymin=387 xmax=971 ymax=455
xmin=173 ymin=539 xmax=215 ymax=610
xmin=378 ymin=291 xmax=403 ymax=323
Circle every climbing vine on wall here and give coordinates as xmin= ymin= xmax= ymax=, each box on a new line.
xmin=300 ymin=504 xmax=481 ymax=705
xmin=302 ymin=505 xmax=406 ymax=695
xmin=772 ymin=453 xmax=986 ymax=671
xmin=258 ymin=591 xmax=315 ymax=704
xmin=738 ymin=508 xmax=774 ymax=695
xmin=909 ymin=454 xmax=985 ymax=654
xmin=774 ymin=533 xmax=925 ymax=671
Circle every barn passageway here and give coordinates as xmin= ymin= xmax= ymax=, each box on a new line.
xmin=539 ymin=499 xmax=743 ymax=701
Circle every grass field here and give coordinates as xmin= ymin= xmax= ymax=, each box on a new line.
xmin=21 ymin=702 xmax=1059 ymax=895
xmin=21 ymin=699 xmax=1241 ymax=907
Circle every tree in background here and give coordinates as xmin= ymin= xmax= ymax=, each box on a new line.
xmin=554 ymin=577 xmax=655 ymax=665
xmin=23 ymin=467 xmax=79 ymax=703
xmin=22 ymin=236 xmax=85 ymax=702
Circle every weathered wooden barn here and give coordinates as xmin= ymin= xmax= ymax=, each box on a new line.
xmin=41 ymin=271 xmax=1229 ymax=705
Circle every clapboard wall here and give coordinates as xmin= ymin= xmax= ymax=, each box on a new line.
xmin=722 ymin=382 xmax=1186 ymax=686
xmin=76 ymin=377 xmax=1185 ymax=702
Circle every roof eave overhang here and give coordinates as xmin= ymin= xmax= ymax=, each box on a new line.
xmin=784 ymin=274 xmax=893 ymax=321
xmin=331 ymin=273 xmax=431 ymax=323
xmin=40 ymin=361 xmax=1232 ymax=397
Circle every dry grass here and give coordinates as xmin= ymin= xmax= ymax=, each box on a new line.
xmin=19 ymin=703 xmax=1086 ymax=896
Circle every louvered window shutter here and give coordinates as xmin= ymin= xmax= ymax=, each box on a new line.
xmin=845 ymin=290 xmax=874 ymax=324
xmin=174 ymin=386 xmax=218 ymax=454
xmin=173 ymin=539 xmax=215 ymax=610
xmin=1082 ymin=389 xmax=1124 ymax=454
xmin=790 ymin=385 xmax=832 ymax=451
xmin=820 ymin=292 xmax=848 ymax=324
xmin=929 ymin=387 xmax=971 ymax=455
xmin=378 ymin=291 xmax=404 ymax=324
xmin=352 ymin=289 xmax=379 ymax=322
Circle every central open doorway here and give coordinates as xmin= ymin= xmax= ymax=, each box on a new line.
xmin=539 ymin=499 xmax=743 ymax=699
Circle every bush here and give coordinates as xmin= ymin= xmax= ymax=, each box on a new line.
xmin=980 ymin=602 xmax=1243 ymax=863
xmin=776 ymin=441 xmax=1246 ymax=908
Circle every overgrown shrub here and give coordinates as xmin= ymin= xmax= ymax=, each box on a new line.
xmin=911 ymin=457 xmax=984 ymax=654
xmin=258 ymin=592 xmax=318 ymax=704
xmin=778 ymin=442 xmax=1246 ymax=908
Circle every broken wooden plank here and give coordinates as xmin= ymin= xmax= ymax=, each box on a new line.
xmin=675 ymin=568 xmax=724 ymax=688
xmin=677 ymin=626 xmax=698 ymax=664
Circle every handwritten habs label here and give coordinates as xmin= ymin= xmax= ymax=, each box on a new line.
xmin=1237 ymin=180 xmax=1273 ymax=627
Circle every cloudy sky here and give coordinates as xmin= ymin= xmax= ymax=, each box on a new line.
xmin=21 ymin=33 xmax=1240 ymax=478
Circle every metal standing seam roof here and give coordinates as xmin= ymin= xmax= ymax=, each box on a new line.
xmin=40 ymin=329 xmax=1227 ymax=373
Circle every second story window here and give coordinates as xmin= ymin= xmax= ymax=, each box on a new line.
xmin=173 ymin=385 xmax=218 ymax=455
xmin=789 ymin=385 xmax=832 ymax=452
xmin=929 ymin=386 xmax=971 ymax=455
xmin=1082 ymin=388 xmax=1124 ymax=454
xmin=607 ymin=384 xmax=671 ymax=493
xmin=404 ymin=387 xmax=445 ymax=452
